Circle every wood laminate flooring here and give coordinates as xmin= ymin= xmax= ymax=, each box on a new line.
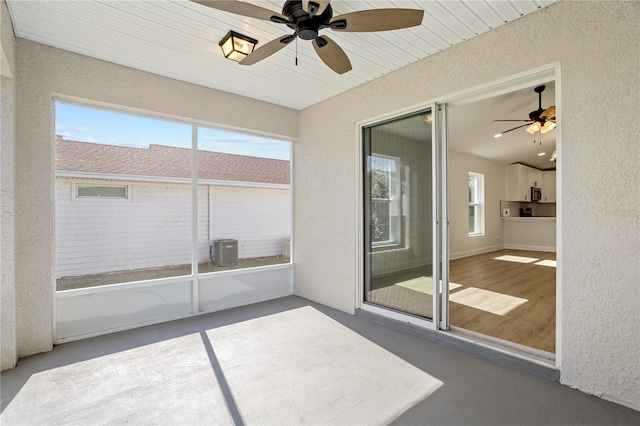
xmin=449 ymin=249 xmax=556 ymax=353
xmin=366 ymin=249 xmax=556 ymax=353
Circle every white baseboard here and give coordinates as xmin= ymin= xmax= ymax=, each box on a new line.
xmin=504 ymin=244 xmax=556 ymax=252
xmin=450 ymin=244 xmax=504 ymax=260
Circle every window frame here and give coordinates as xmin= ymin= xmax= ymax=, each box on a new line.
xmin=73 ymin=182 xmax=131 ymax=200
xmin=369 ymin=154 xmax=402 ymax=248
xmin=54 ymin=98 xmax=293 ymax=289
xmin=468 ymin=171 xmax=485 ymax=237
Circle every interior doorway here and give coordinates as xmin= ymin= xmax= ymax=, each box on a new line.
xmin=446 ymin=81 xmax=557 ymax=354
xmin=360 ymin=67 xmax=560 ymax=359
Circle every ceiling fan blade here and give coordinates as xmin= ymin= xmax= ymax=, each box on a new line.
xmin=240 ymin=35 xmax=294 ymax=66
xmin=190 ymin=0 xmax=287 ymax=22
xmin=302 ymin=0 xmax=331 ymax=17
xmin=313 ymin=36 xmax=352 ymax=75
xmin=540 ymin=105 xmax=556 ymax=119
xmin=499 ymin=123 xmax=530 ymax=135
xmin=330 ymin=9 xmax=424 ymax=32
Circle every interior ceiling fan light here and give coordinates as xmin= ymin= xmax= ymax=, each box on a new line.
xmin=219 ymin=30 xmax=258 ymax=62
xmin=526 ymin=122 xmax=541 ymax=134
xmin=494 ymin=85 xmax=556 ymax=137
xmin=540 ymin=121 xmax=556 ymax=134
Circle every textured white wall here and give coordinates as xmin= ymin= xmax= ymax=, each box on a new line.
xmin=14 ymin=39 xmax=297 ymax=358
xmin=0 ymin=0 xmax=17 ymax=371
xmin=449 ymin=150 xmax=506 ymax=259
xmin=295 ymin=1 xmax=639 ymax=410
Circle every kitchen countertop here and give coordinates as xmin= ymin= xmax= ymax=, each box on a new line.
xmin=501 ymin=216 xmax=556 ymax=221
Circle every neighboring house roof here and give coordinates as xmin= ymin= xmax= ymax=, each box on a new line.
xmin=55 ymin=137 xmax=290 ymax=185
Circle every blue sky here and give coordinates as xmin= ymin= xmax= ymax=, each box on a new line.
xmin=55 ymin=102 xmax=291 ymax=161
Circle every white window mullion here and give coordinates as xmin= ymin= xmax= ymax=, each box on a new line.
xmin=191 ymin=125 xmax=199 ymax=314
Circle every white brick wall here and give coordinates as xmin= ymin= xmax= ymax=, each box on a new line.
xmin=55 ymin=178 xmax=289 ymax=278
xmin=209 ymin=186 xmax=291 ymax=259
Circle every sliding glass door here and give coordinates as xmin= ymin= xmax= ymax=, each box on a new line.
xmin=363 ymin=109 xmax=440 ymax=322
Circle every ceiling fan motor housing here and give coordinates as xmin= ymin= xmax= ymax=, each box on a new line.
xmin=529 ymin=108 xmax=544 ymax=121
xmin=282 ymin=0 xmax=334 ymax=40
xmin=529 ymin=85 xmax=547 ymax=121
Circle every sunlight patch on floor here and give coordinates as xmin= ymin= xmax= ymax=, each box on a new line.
xmin=395 ymin=276 xmax=462 ymax=295
xmin=208 ymin=306 xmax=443 ymax=425
xmin=535 ymin=259 xmax=557 ymax=267
xmin=449 ymin=287 xmax=528 ymax=316
xmin=493 ymin=255 xmax=539 ymax=263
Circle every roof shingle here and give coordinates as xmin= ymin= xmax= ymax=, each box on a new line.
xmin=55 ymin=137 xmax=290 ymax=185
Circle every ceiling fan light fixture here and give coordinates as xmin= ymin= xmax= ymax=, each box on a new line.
xmin=526 ymin=122 xmax=541 ymax=134
xmin=540 ymin=121 xmax=556 ymax=134
xmin=219 ymin=31 xmax=258 ymax=62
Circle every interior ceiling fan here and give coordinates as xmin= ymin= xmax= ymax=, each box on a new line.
xmin=494 ymin=85 xmax=556 ymax=136
xmin=191 ymin=0 xmax=424 ymax=74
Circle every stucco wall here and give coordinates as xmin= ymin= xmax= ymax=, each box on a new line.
xmin=449 ymin=150 xmax=506 ymax=258
xmin=295 ymin=1 xmax=639 ymax=410
xmin=14 ymin=39 xmax=297 ymax=358
xmin=1 ymin=0 xmax=17 ymax=371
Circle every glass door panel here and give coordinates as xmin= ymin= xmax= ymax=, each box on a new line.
xmin=363 ymin=110 xmax=435 ymax=320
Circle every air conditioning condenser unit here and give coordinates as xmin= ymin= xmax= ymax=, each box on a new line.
xmin=212 ymin=239 xmax=238 ymax=267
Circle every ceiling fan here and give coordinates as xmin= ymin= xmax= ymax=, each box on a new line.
xmin=494 ymin=85 xmax=556 ymax=136
xmin=191 ymin=0 xmax=424 ymax=74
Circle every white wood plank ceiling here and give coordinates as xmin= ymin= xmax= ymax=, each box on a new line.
xmin=6 ymin=0 xmax=557 ymax=110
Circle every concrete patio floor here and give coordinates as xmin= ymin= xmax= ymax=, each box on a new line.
xmin=2 ymin=296 xmax=639 ymax=425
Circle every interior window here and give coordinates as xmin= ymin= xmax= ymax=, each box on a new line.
xmin=369 ymin=155 xmax=401 ymax=247
xmin=468 ymin=171 xmax=485 ymax=236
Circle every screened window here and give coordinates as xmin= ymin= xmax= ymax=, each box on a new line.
xmin=54 ymin=101 xmax=291 ymax=292
xmin=469 ymin=172 xmax=485 ymax=237
xmin=369 ymin=155 xmax=401 ymax=246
